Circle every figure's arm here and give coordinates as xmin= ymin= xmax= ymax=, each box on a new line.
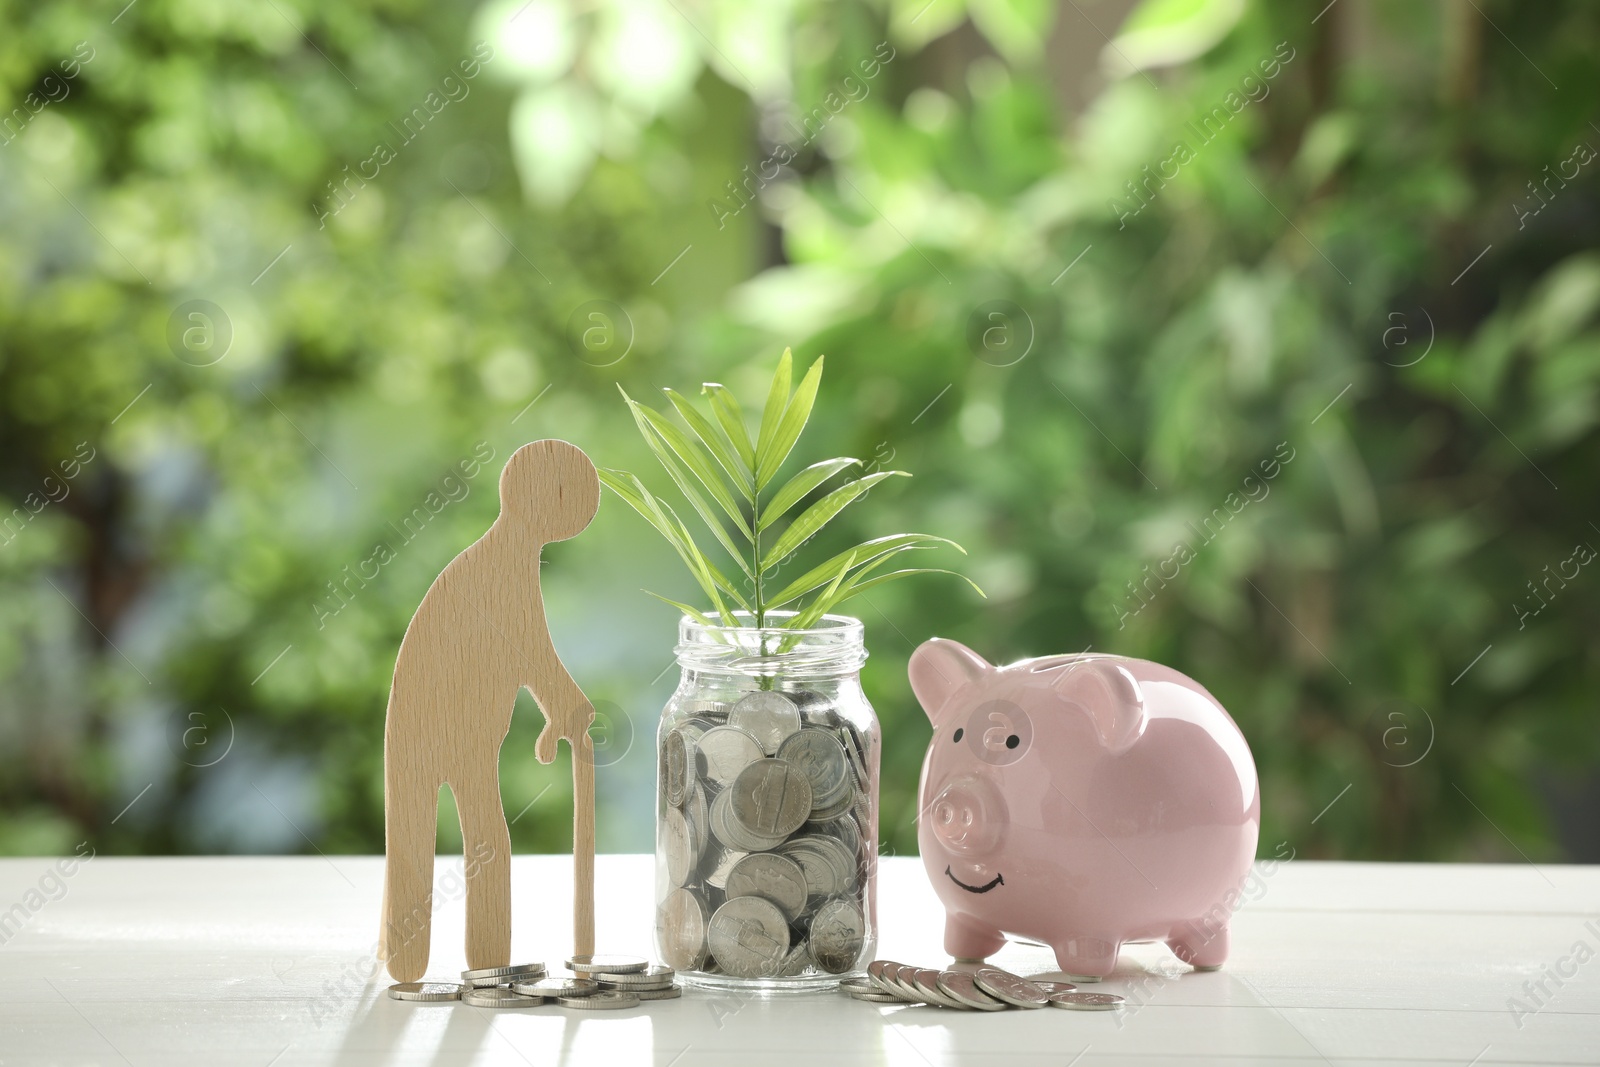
xmin=524 ymin=630 xmax=593 ymax=765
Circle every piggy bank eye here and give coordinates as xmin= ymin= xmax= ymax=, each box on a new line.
xmin=962 ymin=699 xmax=1033 ymax=766
xmin=952 ymin=728 xmax=964 ymax=743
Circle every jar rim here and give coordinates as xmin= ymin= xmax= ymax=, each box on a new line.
xmin=675 ymin=611 xmax=867 ymax=675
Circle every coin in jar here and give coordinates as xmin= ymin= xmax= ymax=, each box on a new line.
xmin=707 ymin=896 xmax=790 ymax=978
xmin=777 ymin=729 xmax=851 ymax=811
xmin=973 ymin=968 xmax=1050 ymax=1008
xmin=696 ymin=725 xmax=766 ymax=787
xmin=807 ymin=898 xmax=866 ymax=974
xmin=729 ymin=691 xmax=802 ymax=754
xmin=724 ymin=852 xmax=808 ymax=920
xmin=662 ymin=807 xmax=697 ymax=887
xmin=730 ymin=759 xmax=812 ymax=839
xmin=663 ymin=727 xmax=693 ymax=807
xmin=657 ymin=887 xmax=708 ymax=971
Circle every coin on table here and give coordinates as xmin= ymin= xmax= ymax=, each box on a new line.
xmin=560 ymin=991 xmax=641 ymax=1010
xmin=730 ymin=759 xmax=813 ymax=840
xmin=462 ymin=988 xmax=545 ymax=1008
xmin=1049 ymin=991 xmax=1124 ymax=1011
xmin=514 ymin=976 xmax=599 ymax=998
xmin=633 ymin=984 xmax=683 ymax=1000
xmin=663 ymin=727 xmax=694 ymax=807
xmin=461 ymin=962 xmax=545 ymax=987
xmin=662 ymin=807 xmax=697 ymax=887
xmin=657 ymin=887 xmax=708 ymax=971
xmin=725 ymin=852 xmax=808 ymax=920
xmin=697 ymin=725 xmax=766 ymax=787
xmin=567 ymin=954 xmax=650 ymax=976
xmin=1029 ymin=980 xmax=1078 ymax=995
xmin=844 ymin=977 xmax=902 ymax=1004
xmin=387 ymin=982 xmax=465 ymax=1002
xmin=889 ymin=963 xmax=928 ymax=1003
xmin=595 ymin=965 xmax=675 ymax=989
xmin=865 ymin=960 xmax=903 ymax=997
xmin=707 ymin=896 xmax=790 ymax=979
xmin=936 ymin=970 xmax=1008 ymax=1011
xmin=729 ymin=691 xmax=802 ymax=754
xmin=910 ymin=968 xmax=970 ymax=1009
xmin=973 ymin=968 xmax=1050 ymax=1008
xmin=808 ymin=898 xmax=866 ymax=974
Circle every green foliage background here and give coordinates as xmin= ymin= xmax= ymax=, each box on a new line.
xmin=1 ymin=0 xmax=1595 ymax=864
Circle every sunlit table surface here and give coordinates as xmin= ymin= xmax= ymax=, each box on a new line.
xmin=1 ymin=853 xmax=1595 ymax=1066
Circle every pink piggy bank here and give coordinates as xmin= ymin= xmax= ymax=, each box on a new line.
xmin=910 ymin=639 xmax=1259 ymax=978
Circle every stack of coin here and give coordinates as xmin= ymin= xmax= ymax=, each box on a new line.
xmin=656 ymin=686 xmax=876 ymax=981
xmin=386 ymin=954 xmax=682 ymax=1010
xmin=849 ymin=961 xmax=1124 ymax=1012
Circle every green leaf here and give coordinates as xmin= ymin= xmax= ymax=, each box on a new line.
xmin=627 ymin=390 xmax=752 ymax=539
xmin=702 ymin=382 xmax=754 ymax=470
xmin=765 ymin=471 xmax=910 ymax=566
xmin=781 ymin=550 xmax=857 ymax=632
xmin=755 ymin=347 xmax=793 ymax=468
xmin=757 ymin=456 xmax=859 ymax=530
xmin=663 ymin=387 xmax=753 ymax=500
xmin=765 ymin=534 xmax=964 ymax=608
xmin=642 ymin=590 xmax=717 ymax=628
xmin=757 ymin=353 xmax=824 ymax=489
xmin=621 ymin=392 xmax=755 ymax=577
xmin=597 ymin=468 xmax=736 ymax=623
xmin=832 ymin=567 xmax=985 ymax=605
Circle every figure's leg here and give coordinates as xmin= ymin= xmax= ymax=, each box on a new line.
xmin=1167 ymin=919 xmax=1228 ymax=971
xmin=381 ymin=740 xmax=438 ymax=982
xmin=944 ymin=910 xmax=1006 ymax=962
xmin=1051 ymin=934 xmax=1121 ymax=980
xmin=454 ymin=759 xmax=513 ymax=970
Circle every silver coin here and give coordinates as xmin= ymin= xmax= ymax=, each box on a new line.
xmin=730 ymin=760 xmax=812 ymax=840
xmin=700 ymin=842 xmax=747 ymax=889
xmin=936 ymin=970 xmax=1008 ymax=1011
xmin=387 ymin=982 xmax=465 ymax=1002
xmin=633 ymin=984 xmax=683 ymax=1000
xmin=461 ymin=987 xmax=544 ymax=1008
xmin=679 ymin=698 xmax=732 ymax=716
xmin=973 ymin=968 xmax=1050 ymax=1008
xmin=865 ymin=960 xmax=903 ymax=997
xmin=729 ymin=691 xmax=802 ymax=754
xmin=707 ymin=896 xmax=790 ymax=978
xmin=839 ymin=976 xmax=877 ymax=996
xmin=594 ymin=965 xmax=675 ymax=989
xmin=567 ymin=954 xmax=649 ymax=975
xmin=780 ymin=835 xmax=855 ymax=897
xmin=776 ymin=729 xmax=851 ymax=812
xmin=460 ymin=962 xmax=545 ymax=987
xmin=1030 ymin=980 xmax=1079 ymax=995
xmin=807 ymin=898 xmax=865 ymax=974
xmin=685 ymin=780 xmax=709 ymax=845
xmin=663 ymin=727 xmax=693 ymax=807
xmin=657 ymin=887 xmax=708 ymax=971
xmin=710 ymin=787 xmax=787 ymax=852
xmin=888 ymin=962 xmax=926 ymax=1003
xmin=513 ymin=976 xmax=599 ymax=998
xmin=696 ymin=726 xmax=766 ymax=787
xmin=1049 ymin=991 xmax=1124 ymax=1011
xmin=662 ymin=807 xmax=696 ymax=887
xmin=911 ymin=968 xmax=969 ymax=1009
xmin=725 ymin=853 xmax=808 ymax=920
xmin=559 ymin=991 xmax=640 ymax=1010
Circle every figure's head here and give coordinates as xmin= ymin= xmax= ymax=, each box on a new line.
xmin=498 ymin=439 xmax=600 ymax=543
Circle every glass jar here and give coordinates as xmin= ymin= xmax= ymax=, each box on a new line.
xmin=653 ymin=611 xmax=879 ymax=991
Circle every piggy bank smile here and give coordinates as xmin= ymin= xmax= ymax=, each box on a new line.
xmin=944 ymin=866 xmax=1004 ymax=894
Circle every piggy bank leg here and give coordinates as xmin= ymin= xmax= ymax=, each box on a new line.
xmin=1051 ymin=934 xmax=1121 ymax=980
xmin=1167 ymin=920 xmax=1228 ymax=971
xmin=944 ymin=910 xmax=1006 ymax=962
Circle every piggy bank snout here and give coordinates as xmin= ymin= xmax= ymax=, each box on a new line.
xmin=928 ymin=774 xmax=1008 ymax=856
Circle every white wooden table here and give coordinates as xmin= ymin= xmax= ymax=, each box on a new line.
xmin=1 ymin=854 xmax=1594 ymax=1065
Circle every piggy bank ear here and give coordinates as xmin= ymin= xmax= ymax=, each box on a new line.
xmin=1054 ymin=660 xmax=1147 ymax=754
xmin=908 ymin=639 xmax=990 ymax=724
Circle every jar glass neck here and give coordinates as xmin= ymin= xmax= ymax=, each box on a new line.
xmin=674 ymin=612 xmax=867 ymax=678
